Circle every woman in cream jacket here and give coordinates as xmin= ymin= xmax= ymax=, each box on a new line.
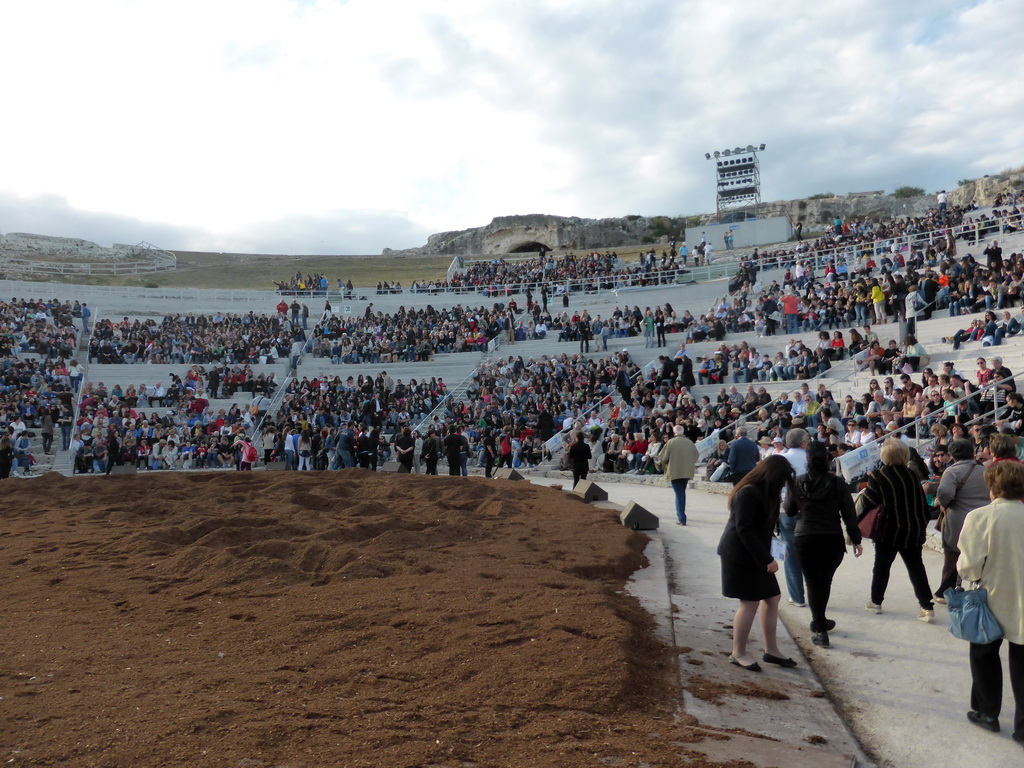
xmin=957 ymin=460 xmax=1024 ymax=742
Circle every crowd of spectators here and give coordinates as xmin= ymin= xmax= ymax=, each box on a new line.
xmin=88 ymin=310 xmax=304 ymax=366
xmin=67 ymin=368 xmax=278 ymax=474
xmin=546 ymin=343 xmax=1021 ymax=485
xmin=0 ymin=297 xmax=81 ymax=359
xmin=0 ymin=297 xmax=89 ymax=476
xmin=274 ymin=272 xmax=354 ymax=297
xmin=308 ymin=302 xmax=517 ymax=364
xmin=254 ymin=371 xmax=450 ymax=470
xmin=443 ymin=250 xmax=701 ymax=295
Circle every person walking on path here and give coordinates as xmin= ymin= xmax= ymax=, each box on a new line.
xmin=717 ymin=456 xmax=798 ymax=671
xmin=785 ymin=442 xmax=863 ymax=648
xmin=956 ymin=459 xmax=1024 ymax=744
xmin=780 ymin=428 xmax=809 ymax=607
xmin=727 ymin=426 xmax=760 ymax=486
xmin=933 ymin=438 xmax=989 ymax=601
xmin=567 ymin=432 xmax=592 ymax=488
xmin=859 ymin=437 xmax=936 ymax=621
xmin=661 ymin=425 xmax=698 ymax=525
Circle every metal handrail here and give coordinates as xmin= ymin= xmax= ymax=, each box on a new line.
xmin=56 ymin=306 xmax=99 ymax=475
xmin=885 ymin=370 xmax=1024 ymax=444
xmin=743 ymin=216 xmax=1004 ymax=274
xmin=250 ymin=307 xmax=326 ymax=451
xmin=834 ymin=370 xmax=1024 ymax=482
xmin=408 ymin=307 xmax=528 ymax=435
xmin=411 ymin=370 xmax=473 ymax=436
xmin=250 ymin=368 xmax=292 ymax=454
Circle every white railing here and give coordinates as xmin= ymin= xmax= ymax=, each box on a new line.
xmin=0 ymin=241 xmax=176 ymax=276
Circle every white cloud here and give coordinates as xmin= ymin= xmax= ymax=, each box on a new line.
xmin=0 ymin=0 xmax=1021 ymax=254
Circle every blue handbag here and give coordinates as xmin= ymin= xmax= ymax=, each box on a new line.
xmin=944 ymin=585 xmax=1004 ymax=645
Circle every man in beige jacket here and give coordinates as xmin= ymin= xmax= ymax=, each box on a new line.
xmin=661 ymin=425 xmax=698 ymax=526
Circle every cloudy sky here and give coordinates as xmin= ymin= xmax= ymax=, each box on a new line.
xmin=2 ymin=0 xmax=1021 ymax=255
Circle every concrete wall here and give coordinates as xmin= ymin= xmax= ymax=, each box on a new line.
xmin=684 ymin=216 xmax=792 ymax=251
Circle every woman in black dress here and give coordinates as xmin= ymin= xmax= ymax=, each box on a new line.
xmin=717 ymin=455 xmax=797 ymax=671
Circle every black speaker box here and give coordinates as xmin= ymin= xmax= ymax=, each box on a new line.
xmin=495 ymin=468 xmax=525 ymax=481
xmin=572 ymin=479 xmax=608 ymax=502
xmin=620 ymin=501 xmax=659 ymax=530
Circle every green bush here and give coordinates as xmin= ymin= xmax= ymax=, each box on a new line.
xmin=893 ymin=186 xmax=925 ymax=198
xmin=957 ymin=178 xmax=976 ymax=187
xmin=807 ymin=192 xmax=835 ymax=200
xmin=641 ymin=235 xmax=656 ymax=244
xmin=648 ymin=215 xmax=687 ymax=240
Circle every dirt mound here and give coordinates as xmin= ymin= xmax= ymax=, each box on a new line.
xmin=0 ymin=472 xmax=693 ymax=767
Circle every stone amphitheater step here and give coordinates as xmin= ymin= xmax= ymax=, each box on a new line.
xmin=298 ymin=354 xmax=482 ymax=387
xmin=81 ymin=362 xmax=288 ymax=389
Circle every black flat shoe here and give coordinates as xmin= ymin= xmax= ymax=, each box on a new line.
xmin=809 ymin=620 xmax=837 ymax=633
xmin=812 ymin=631 xmax=830 ymax=647
xmin=761 ymin=653 xmax=798 ymax=668
xmin=728 ymin=655 xmax=762 ymax=672
xmin=967 ymin=710 xmax=1000 ymax=733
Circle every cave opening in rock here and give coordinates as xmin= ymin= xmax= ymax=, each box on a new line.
xmin=508 ymin=241 xmax=552 ymax=254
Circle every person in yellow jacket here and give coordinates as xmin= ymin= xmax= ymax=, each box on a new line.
xmin=870 ymin=280 xmax=888 ymax=325
xmin=957 ymin=460 xmax=1024 ymax=741
xmin=661 ymin=425 xmax=699 ymax=525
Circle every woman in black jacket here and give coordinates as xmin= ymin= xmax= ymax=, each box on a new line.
xmin=395 ymin=426 xmax=416 ymax=473
xmin=717 ymin=455 xmax=797 ymax=671
xmin=567 ymin=432 xmax=592 ymax=488
xmin=786 ymin=442 xmax=863 ymax=647
xmin=860 ymin=437 xmax=936 ymax=621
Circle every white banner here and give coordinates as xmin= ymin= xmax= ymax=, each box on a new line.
xmin=837 ymin=440 xmax=881 ymax=482
xmin=695 ymin=429 xmax=721 ymax=461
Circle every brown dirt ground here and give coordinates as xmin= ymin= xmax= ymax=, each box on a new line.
xmin=0 ymin=471 xmax=742 ymax=768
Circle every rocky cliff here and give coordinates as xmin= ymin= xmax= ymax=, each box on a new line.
xmin=383 ymin=169 xmax=1024 ymax=259
xmin=381 ymin=214 xmax=681 ymax=259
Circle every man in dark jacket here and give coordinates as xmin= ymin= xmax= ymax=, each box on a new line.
xmin=336 ymin=424 xmax=355 ymax=469
xmin=444 ymin=425 xmax=469 ymax=477
xmin=726 ymin=426 xmax=761 ymax=486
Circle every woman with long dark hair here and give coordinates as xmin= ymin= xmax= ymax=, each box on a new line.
xmin=786 ymin=442 xmax=863 ymax=648
xmin=717 ymin=455 xmax=798 ymax=671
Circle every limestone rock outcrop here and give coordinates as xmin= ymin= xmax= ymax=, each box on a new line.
xmin=381 ymin=214 xmax=675 ymax=258
xmin=382 ymin=170 xmax=1024 ymax=259
xmin=0 ymin=233 xmax=161 ymax=262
